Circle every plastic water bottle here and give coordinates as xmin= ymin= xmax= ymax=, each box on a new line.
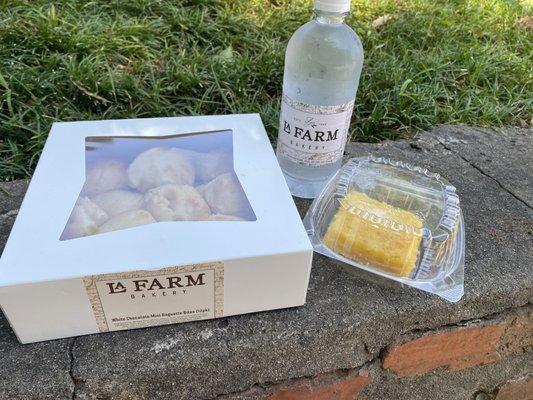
xmin=276 ymin=0 xmax=364 ymax=198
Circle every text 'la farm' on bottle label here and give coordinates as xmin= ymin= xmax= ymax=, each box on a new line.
xmin=277 ymin=94 xmax=354 ymax=167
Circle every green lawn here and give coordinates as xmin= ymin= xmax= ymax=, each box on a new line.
xmin=0 ymin=0 xmax=531 ymax=180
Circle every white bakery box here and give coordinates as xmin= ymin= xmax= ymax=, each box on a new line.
xmin=0 ymin=114 xmax=313 ymax=343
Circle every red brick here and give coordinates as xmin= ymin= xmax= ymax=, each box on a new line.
xmin=268 ymin=374 xmax=371 ymax=400
xmin=383 ymin=323 xmax=505 ymax=377
xmin=500 ymin=312 xmax=533 ymax=354
xmin=495 ymin=376 xmax=533 ymax=400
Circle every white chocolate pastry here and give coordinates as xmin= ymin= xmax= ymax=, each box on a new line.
xmin=62 ymin=197 xmax=108 ymax=239
xmin=143 ymin=184 xmax=211 ymax=221
xmin=91 ymin=190 xmax=143 ymax=218
xmin=194 ymin=151 xmax=233 ymax=183
xmin=127 ymin=147 xmax=195 ymax=192
xmin=98 ymin=209 xmax=156 ymax=234
xmin=82 ymin=160 xmax=128 ymax=196
xmin=207 ymin=214 xmax=245 ymax=221
xmin=197 ymin=173 xmax=252 ymax=219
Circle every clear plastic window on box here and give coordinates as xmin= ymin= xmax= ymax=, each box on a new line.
xmin=61 ymin=130 xmax=256 ymax=240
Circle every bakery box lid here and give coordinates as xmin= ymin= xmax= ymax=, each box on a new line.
xmin=0 ymin=114 xmax=312 ymax=287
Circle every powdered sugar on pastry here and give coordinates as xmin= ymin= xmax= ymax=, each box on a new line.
xmin=91 ymin=190 xmax=143 ymax=218
xmin=98 ymin=209 xmax=156 ymax=234
xmin=197 ymin=173 xmax=252 ymax=219
xmin=144 ymin=184 xmax=211 ymax=221
xmin=127 ymin=147 xmax=195 ymax=192
xmin=194 ymin=151 xmax=233 ymax=183
xmin=62 ymin=197 xmax=108 ymax=239
xmin=82 ymin=160 xmax=128 ymax=196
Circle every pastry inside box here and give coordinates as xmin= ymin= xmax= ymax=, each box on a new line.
xmin=62 ymin=131 xmax=256 ymax=240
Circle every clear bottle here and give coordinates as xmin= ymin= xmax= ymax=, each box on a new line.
xmin=276 ymin=0 xmax=364 ymax=198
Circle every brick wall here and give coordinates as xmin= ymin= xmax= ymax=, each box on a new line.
xmin=224 ymin=307 xmax=532 ymax=400
xmin=382 ymin=310 xmax=531 ymax=378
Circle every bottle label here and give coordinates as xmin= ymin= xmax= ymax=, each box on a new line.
xmin=277 ymin=94 xmax=354 ymax=166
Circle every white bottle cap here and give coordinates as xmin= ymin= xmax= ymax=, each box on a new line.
xmin=313 ymin=0 xmax=350 ymax=13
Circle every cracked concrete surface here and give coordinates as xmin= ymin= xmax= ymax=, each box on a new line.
xmin=437 ymin=127 xmax=533 ymax=208
xmin=68 ymin=338 xmax=78 ymax=400
xmin=434 ymin=125 xmax=532 ymax=209
xmin=0 ymin=126 xmax=531 ymax=399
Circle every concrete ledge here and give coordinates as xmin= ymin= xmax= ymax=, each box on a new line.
xmin=0 ymin=125 xmax=531 ymax=399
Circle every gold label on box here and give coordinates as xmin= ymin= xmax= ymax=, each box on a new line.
xmin=83 ymin=263 xmax=224 ymax=332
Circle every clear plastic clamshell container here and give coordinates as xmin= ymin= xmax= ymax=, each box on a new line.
xmin=303 ymin=156 xmax=465 ymax=302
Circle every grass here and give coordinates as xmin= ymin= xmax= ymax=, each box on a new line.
xmin=0 ymin=0 xmax=531 ymax=180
